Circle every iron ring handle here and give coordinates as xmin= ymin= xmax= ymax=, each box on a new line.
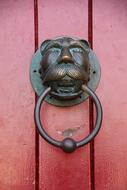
xmin=34 ymin=85 xmax=103 ymax=153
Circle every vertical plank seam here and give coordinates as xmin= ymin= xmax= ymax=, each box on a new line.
xmin=34 ymin=0 xmax=39 ymax=189
xmin=88 ymin=0 xmax=95 ymax=190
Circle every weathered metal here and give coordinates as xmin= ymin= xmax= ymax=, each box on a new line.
xmin=31 ymin=36 xmax=102 ymax=153
xmin=30 ymin=36 xmax=101 ymax=106
xmin=39 ymin=37 xmax=90 ymax=100
xmin=34 ymin=85 xmax=103 ymax=153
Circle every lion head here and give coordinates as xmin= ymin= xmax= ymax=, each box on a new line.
xmin=39 ymin=36 xmax=90 ymax=100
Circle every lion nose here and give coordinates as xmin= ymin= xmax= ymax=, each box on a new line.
xmin=59 ymin=48 xmax=73 ymax=63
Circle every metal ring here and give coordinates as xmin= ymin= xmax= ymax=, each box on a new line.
xmin=34 ymin=85 xmax=103 ymax=153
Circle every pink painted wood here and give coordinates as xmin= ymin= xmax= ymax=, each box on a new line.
xmin=94 ymin=0 xmax=127 ymax=189
xmin=38 ymin=0 xmax=91 ymax=189
xmin=0 ymin=1 xmax=35 ymax=189
xmin=1 ymin=0 xmax=127 ymax=189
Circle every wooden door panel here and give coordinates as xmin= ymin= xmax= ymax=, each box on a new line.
xmin=38 ymin=0 xmax=91 ymax=189
xmin=0 ymin=1 xmax=35 ymax=189
xmin=94 ymin=0 xmax=127 ymax=189
xmin=1 ymin=1 xmax=127 ymax=189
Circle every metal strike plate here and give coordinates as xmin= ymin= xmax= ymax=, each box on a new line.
xmin=30 ymin=36 xmax=101 ymax=107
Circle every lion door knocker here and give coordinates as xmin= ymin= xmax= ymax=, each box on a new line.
xmin=30 ymin=36 xmax=103 ymax=153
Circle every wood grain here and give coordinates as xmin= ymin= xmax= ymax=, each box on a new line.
xmin=38 ymin=0 xmax=90 ymax=189
xmin=0 ymin=1 xmax=35 ymax=189
xmin=94 ymin=0 xmax=127 ymax=189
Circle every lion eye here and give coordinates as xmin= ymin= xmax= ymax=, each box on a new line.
xmin=70 ymin=47 xmax=83 ymax=53
xmin=49 ymin=48 xmax=61 ymax=53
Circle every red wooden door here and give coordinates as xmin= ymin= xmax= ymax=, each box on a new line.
xmin=0 ymin=1 xmax=127 ymax=190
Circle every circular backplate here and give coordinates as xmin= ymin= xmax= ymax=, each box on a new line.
xmin=30 ymin=49 xmax=101 ymax=107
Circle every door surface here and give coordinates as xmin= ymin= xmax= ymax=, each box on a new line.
xmin=0 ymin=1 xmax=127 ymax=190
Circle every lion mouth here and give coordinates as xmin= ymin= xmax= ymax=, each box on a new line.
xmin=45 ymin=76 xmax=83 ymax=100
xmin=57 ymin=79 xmax=74 ymax=87
xmin=57 ymin=86 xmax=74 ymax=93
xmin=56 ymin=78 xmax=76 ymax=93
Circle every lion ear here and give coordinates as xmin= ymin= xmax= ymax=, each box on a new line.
xmin=40 ymin=39 xmax=51 ymax=55
xmin=80 ymin=39 xmax=90 ymax=53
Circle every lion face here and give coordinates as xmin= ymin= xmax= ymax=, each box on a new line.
xmin=39 ymin=37 xmax=90 ymax=100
